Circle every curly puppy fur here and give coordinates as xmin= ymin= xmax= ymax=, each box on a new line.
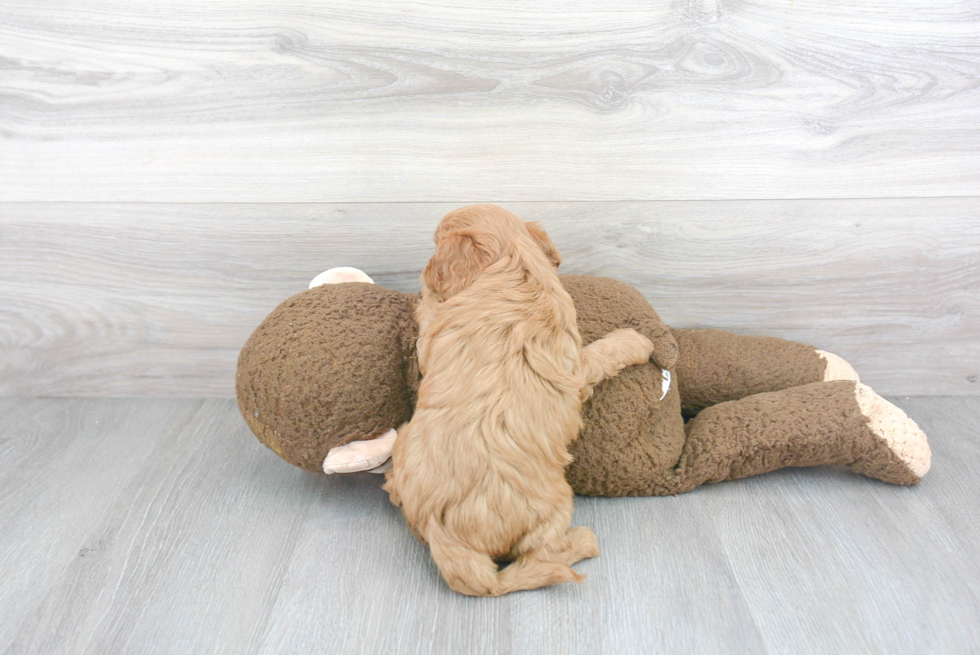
xmin=383 ymin=205 xmax=654 ymax=596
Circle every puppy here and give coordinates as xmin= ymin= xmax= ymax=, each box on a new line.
xmin=383 ymin=204 xmax=654 ymax=596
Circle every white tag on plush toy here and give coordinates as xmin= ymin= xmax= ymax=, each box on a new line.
xmin=309 ymin=267 xmax=375 ymax=288
xmin=661 ymin=369 xmax=671 ymax=401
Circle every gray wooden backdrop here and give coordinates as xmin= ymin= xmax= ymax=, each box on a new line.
xmin=1 ymin=0 xmax=978 ymax=397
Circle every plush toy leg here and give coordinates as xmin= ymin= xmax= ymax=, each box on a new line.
xmin=670 ymin=328 xmax=859 ymax=417
xmin=673 ymin=380 xmax=930 ymax=493
xmin=425 ymin=512 xmax=596 ymax=596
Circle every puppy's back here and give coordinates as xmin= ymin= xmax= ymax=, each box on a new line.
xmin=386 ymin=206 xmax=590 ymax=596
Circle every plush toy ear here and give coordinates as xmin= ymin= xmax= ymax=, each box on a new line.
xmin=422 ymin=231 xmax=494 ymax=300
xmin=525 ymin=221 xmax=561 ymax=269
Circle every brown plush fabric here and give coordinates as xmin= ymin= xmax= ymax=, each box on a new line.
xmin=673 ymin=380 xmax=923 ymax=493
xmin=567 ymin=374 xmax=685 ymax=496
xmin=671 ymin=328 xmax=827 ymax=417
xmin=237 ymin=275 xmax=925 ymax=495
xmin=236 ymin=282 xmax=419 ymax=472
xmin=559 ymin=277 xmax=686 ymax=496
xmin=562 ymin=276 xmax=679 ymax=371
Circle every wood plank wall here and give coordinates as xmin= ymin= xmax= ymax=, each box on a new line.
xmin=1 ymin=0 xmax=978 ymax=396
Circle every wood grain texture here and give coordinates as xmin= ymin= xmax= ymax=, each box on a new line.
xmin=1 ymin=397 xmax=978 ymax=653
xmin=2 ymin=399 xmax=320 ymax=655
xmin=0 ymin=399 xmax=205 ymax=651
xmin=697 ymin=395 xmax=980 ymax=654
xmin=1 ymin=0 xmax=978 ymax=202
xmin=2 ymin=199 xmax=977 ymax=397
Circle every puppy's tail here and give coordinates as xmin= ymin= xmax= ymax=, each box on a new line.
xmin=425 ymin=520 xmax=583 ymax=597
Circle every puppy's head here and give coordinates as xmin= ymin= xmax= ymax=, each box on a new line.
xmin=423 ymin=204 xmax=562 ymax=301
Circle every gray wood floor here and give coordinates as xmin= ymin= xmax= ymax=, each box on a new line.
xmin=1 ymin=396 xmax=977 ymax=655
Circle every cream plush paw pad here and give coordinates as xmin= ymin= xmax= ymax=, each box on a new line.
xmin=817 ymin=350 xmax=860 ymax=383
xmin=854 ymin=383 xmax=931 ymax=478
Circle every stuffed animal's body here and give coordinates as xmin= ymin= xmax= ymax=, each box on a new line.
xmin=236 ymin=273 xmax=930 ymax=495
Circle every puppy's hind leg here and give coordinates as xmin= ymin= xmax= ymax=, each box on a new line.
xmin=495 ymin=555 xmax=583 ymax=594
xmin=426 ymin=518 xmax=582 ymax=596
xmin=425 ymin=520 xmax=502 ymax=597
xmin=567 ymin=526 xmax=600 ymax=564
xmin=580 ymin=328 xmax=654 ymax=399
xmin=495 ymin=515 xmax=598 ymax=595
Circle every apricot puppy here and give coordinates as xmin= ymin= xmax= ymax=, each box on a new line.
xmin=384 ymin=205 xmax=654 ymax=596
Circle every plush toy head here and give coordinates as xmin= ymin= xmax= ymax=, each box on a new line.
xmin=236 ymin=282 xmax=420 ymax=472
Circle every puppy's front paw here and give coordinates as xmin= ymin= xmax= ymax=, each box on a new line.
xmin=608 ymin=328 xmax=655 ymax=368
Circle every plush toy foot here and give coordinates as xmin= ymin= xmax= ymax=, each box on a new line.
xmin=309 ymin=266 xmax=375 ymax=288
xmin=816 ymin=350 xmax=860 ymax=383
xmin=850 ymin=383 xmax=931 ymax=484
xmin=322 ymin=429 xmax=396 ymax=474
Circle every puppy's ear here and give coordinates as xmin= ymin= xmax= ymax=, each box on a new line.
xmin=525 ymin=222 xmax=561 ymax=269
xmin=422 ymin=231 xmax=493 ymax=300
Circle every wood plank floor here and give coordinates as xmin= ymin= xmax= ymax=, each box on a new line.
xmin=1 ymin=397 xmax=977 ymax=654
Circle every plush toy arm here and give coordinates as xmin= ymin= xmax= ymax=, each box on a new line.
xmin=559 ymin=275 xmax=678 ymax=371
xmin=629 ymin=316 xmax=678 ymax=371
xmin=670 ymin=328 xmax=859 ymax=417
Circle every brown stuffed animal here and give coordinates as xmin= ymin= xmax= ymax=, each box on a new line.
xmin=236 ymin=268 xmax=930 ymax=496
